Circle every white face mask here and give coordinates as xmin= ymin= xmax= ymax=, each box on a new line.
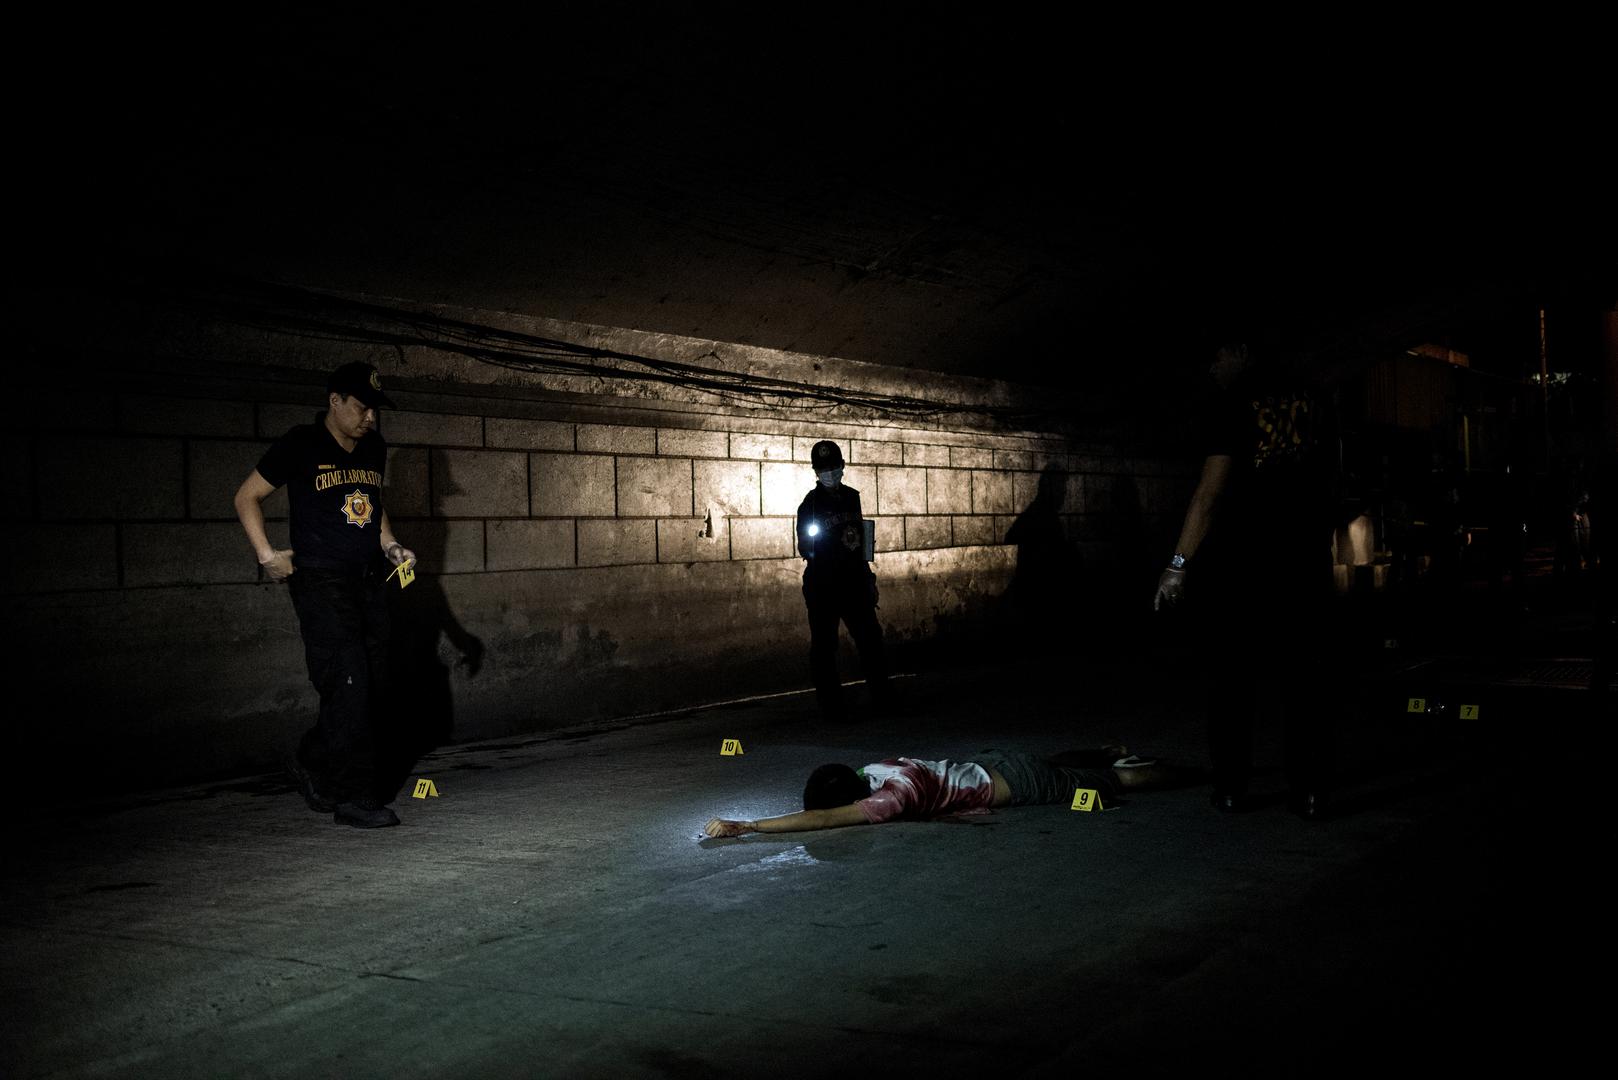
xmin=817 ymin=468 xmax=844 ymax=488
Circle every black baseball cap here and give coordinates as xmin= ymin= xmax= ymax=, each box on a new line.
xmin=810 ymin=440 xmax=845 ymax=470
xmin=327 ymin=362 xmax=396 ymax=409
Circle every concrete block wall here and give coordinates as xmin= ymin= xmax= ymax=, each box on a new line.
xmin=4 ymin=400 xmax=1194 ymax=593
xmin=5 ymin=294 xmax=1198 ymax=792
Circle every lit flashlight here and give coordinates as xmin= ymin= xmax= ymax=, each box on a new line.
xmin=806 ymin=522 xmax=820 ymax=537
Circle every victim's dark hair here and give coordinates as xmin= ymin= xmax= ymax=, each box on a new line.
xmin=803 ymin=763 xmax=867 ymax=810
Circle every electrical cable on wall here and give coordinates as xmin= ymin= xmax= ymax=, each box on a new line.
xmin=146 ymin=276 xmax=1080 ymax=430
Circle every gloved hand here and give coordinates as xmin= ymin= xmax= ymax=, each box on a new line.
xmin=1153 ymin=567 xmax=1187 ymax=611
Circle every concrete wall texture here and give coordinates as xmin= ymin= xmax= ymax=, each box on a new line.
xmin=5 ymin=291 xmax=1196 ymax=789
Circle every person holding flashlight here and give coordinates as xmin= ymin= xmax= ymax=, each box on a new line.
xmin=796 ymin=440 xmax=891 ymax=720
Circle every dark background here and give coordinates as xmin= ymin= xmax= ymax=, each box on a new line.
xmin=16 ymin=15 xmax=1615 ymax=399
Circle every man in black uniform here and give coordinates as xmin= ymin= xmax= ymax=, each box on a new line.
xmin=234 ymin=363 xmax=416 ymax=828
xmin=1155 ymin=343 xmax=1340 ymax=819
xmin=796 ymin=440 xmax=891 ymax=720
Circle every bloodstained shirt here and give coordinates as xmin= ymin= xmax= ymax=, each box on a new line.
xmin=856 ymin=758 xmax=995 ymax=824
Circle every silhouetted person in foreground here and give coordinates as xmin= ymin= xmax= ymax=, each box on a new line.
xmin=796 ymin=440 xmax=891 ymax=719
xmin=704 ymin=746 xmax=1186 ymax=836
xmin=1155 ymin=342 xmax=1341 ymax=820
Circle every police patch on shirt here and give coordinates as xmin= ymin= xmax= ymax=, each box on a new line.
xmin=1250 ymin=393 xmax=1316 ymax=469
xmin=341 ymin=489 xmax=375 ymax=528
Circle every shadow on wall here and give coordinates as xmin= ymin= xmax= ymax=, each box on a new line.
xmin=1003 ymin=464 xmax=1082 ymax=659
xmin=378 ymin=515 xmax=484 ymax=802
xmin=1100 ymin=474 xmax=1156 ymax=641
xmin=996 ymin=467 xmax=1163 ymax=674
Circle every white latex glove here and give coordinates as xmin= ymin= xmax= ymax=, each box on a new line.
xmin=1153 ymin=567 xmax=1187 ymax=611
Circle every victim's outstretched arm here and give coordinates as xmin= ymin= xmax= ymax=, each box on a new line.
xmin=704 ymin=803 xmax=868 ymax=837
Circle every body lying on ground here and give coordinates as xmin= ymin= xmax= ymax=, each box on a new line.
xmin=704 ymin=748 xmax=1191 ymax=837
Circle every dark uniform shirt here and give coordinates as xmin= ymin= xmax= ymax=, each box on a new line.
xmin=257 ymin=417 xmax=389 ymax=570
xmin=796 ymin=484 xmax=871 ymax=576
xmin=1200 ymin=377 xmax=1339 ymax=576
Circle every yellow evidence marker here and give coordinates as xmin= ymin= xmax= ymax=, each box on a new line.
xmin=1459 ymin=704 xmax=1480 ymax=720
xmin=720 ymin=739 xmax=745 ymax=756
xmin=1070 ymin=788 xmax=1101 ymax=812
xmin=386 ymin=559 xmax=416 ymax=589
xmin=412 ymin=778 xmax=439 ymax=799
xmin=1406 ymin=697 xmax=1427 ymax=713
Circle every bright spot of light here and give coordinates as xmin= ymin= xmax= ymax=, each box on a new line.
xmin=806 ymin=523 xmax=820 ymax=536
xmin=734 ymin=845 xmax=820 ymax=873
